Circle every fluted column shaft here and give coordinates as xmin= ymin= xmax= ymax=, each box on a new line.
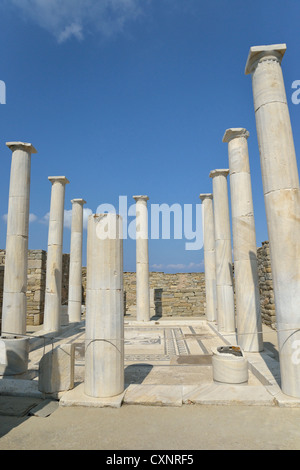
xmin=199 ymin=194 xmax=217 ymax=322
xmin=43 ymin=176 xmax=69 ymax=333
xmin=85 ymin=214 xmax=124 ymax=398
xmin=223 ymin=128 xmax=263 ymax=351
xmin=133 ymin=195 xmax=150 ymax=322
xmin=68 ymin=198 xmax=86 ymax=323
xmin=246 ymin=44 xmax=300 ymax=397
xmin=2 ymin=142 xmax=37 ymax=336
xmin=209 ymin=170 xmax=235 ymax=333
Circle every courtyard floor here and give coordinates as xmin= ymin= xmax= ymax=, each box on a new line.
xmin=0 ymin=316 xmax=300 ymax=450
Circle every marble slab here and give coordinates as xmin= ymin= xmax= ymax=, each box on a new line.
xmin=182 ymin=383 xmax=275 ymax=406
xmin=123 ymin=384 xmax=183 ymax=407
xmin=60 ymin=383 xmax=125 ymax=408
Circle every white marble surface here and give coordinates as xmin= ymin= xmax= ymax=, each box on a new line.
xmin=199 ymin=194 xmax=217 ymax=322
xmin=84 ymin=214 xmax=124 ymax=399
xmin=133 ymin=196 xmax=150 ymax=322
xmin=209 ymin=170 xmax=235 ymax=334
xmin=212 ymin=346 xmax=249 ymax=384
xmin=2 ymin=143 xmax=37 ymax=336
xmin=223 ymin=128 xmax=263 ymax=352
xmin=38 ymin=343 xmax=75 ymax=394
xmin=68 ymin=199 xmax=86 ymax=323
xmin=246 ymin=43 xmax=300 ymax=397
xmin=43 ymin=177 xmax=69 ymax=333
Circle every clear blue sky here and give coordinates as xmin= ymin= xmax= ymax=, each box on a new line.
xmin=0 ymin=0 xmax=300 ymax=272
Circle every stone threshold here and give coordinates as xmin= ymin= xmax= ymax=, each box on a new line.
xmin=59 ymin=381 xmax=276 ymax=408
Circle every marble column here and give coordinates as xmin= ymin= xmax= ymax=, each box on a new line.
xmin=85 ymin=213 xmax=124 ymax=398
xmin=43 ymin=176 xmax=69 ymax=333
xmin=133 ymin=195 xmax=150 ymax=322
xmin=223 ymin=128 xmax=263 ymax=352
xmin=209 ymin=170 xmax=235 ymax=333
xmin=245 ymin=43 xmax=300 ymax=396
xmin=68 ymin=198 xmax=86 ymax=323
xmin=1 ymin=142 xmax=37 ymax=336
xmin=199 ymin=194 xmax=217 ymax=323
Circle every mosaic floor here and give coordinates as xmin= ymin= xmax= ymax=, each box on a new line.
xmin=123 ymin=323 xmax=225 ymax=364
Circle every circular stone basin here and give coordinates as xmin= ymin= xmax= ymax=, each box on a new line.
xmin=0 ymin=335 xmax=29 ymax=376
xmin=212 ymin=345 xmax=248 ymax=384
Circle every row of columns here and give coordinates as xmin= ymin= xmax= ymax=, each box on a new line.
xmin=201 ymin=140 xmax=263 ymax=353
xmin=1 ymin=155 xmax=87 ymax=336
xmin=42 ymin=179 xmax=87 ymax=333
xmin=201 ymin=43 xmax=300 ymax=398
xmin=1 ymin=162 xmax=151 ymax=338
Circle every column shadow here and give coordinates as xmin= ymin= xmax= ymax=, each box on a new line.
xmin=124 ymin=363 xmax=153 ymax=388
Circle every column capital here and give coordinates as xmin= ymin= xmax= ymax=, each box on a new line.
xmin=133 ymin=195 xmax=149 ymax=202
xmin=209 ymin=169 xmax=229 ymax=179
xmin=199 ymin=193 xmax=213 ymax=202
xmin=71 ymin=198 xmax=86 ymax=205
xmin=6 ymin=142 xmax=37 ymax=154
xmin=48 ymin=176 xmax=70 ymax=185
xmin=245 ymin=43 xmax=286 ymax=75
xmin=222 ymin=128 xmax=249 ymax=143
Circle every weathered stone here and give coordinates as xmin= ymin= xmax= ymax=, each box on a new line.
xmin=38 ymin=343 xmax=75 ymax=394
xmin=43 ymin=177 xmax=69 ymax=333
xmin=246 ymin=43 xmax=300 ymax=398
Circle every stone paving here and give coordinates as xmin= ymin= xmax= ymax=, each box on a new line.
xmin=0 ymin=316 xmax=299 ymax=411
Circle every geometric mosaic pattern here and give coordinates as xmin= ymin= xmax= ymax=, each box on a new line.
xmin=124 ymin=326 xmax=202 ymax=362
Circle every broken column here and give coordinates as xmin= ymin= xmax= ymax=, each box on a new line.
xmin=38 ymin=344 xmax=75 ymax=395
xmin=245 ymin=43 xmax=300 ymax=397
xmin=133 ymin=196 xmax=150 ymax=322
xmin=223 ymin=128 xmax=263 ymax=352
xmin=43 ymin=176 xmax=69 ymax=333
xmin=68 ymin=198 xmax=86 ymax=323
xmin=209 ymin=170 xmax=235 ymax=333
xmin=84 ymin=213 xmax=124 ymax=398
xmin=199 ymin=194 xmax=217 ymax=323
xmin=2 ymin=142 xmax=37 ymax=336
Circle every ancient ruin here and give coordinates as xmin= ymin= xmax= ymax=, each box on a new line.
xmin=1 ymin=43 xmax=300 ymax=409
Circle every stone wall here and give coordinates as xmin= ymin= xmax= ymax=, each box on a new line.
xmin=26 ymin=250 xmax=47 ymax=326
xmin=0 ymin=249 xmax=47 ymax=326
xmin=257 ymin=241 xmax=276 ymax=329
xmin=0 ymin=241 xmax=276 ymax=327
xmin=81 ymin=270 xmax=206 ymax=318
xmin=124 ymin=272 xmax=206 ymax=317
xmin=0 ymin=249 xmax=70 ymax=327
xmin=61 ymin=253 xmax=70 ymax=306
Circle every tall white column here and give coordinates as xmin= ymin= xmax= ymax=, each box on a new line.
xmin=133 ymin=195 xmax=150 ymax=322
xmin=85 ymin=213 xmax=124 ymax=398
xmin=1 ymin=142 xmax=37 ymax=336
xmin=43 ymin=176 xmax=69 ymax=333
xmin=223 ymin=128 xmax=263 ymax=352
xmin=245 ymin=43 xmax=300 ymax=396
xmin=209 ymin=170 xmax=235 ymax=333
xmin=68 ymin=198 xmax=86 ymax=323
xmin=199 ymin=194 xmax=217 ymax=322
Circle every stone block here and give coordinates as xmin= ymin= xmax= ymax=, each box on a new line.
xmin=0 ymin=336 xmax=29 ymax=376
xmin=38 ymin=343 xmax=75 ymax=394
